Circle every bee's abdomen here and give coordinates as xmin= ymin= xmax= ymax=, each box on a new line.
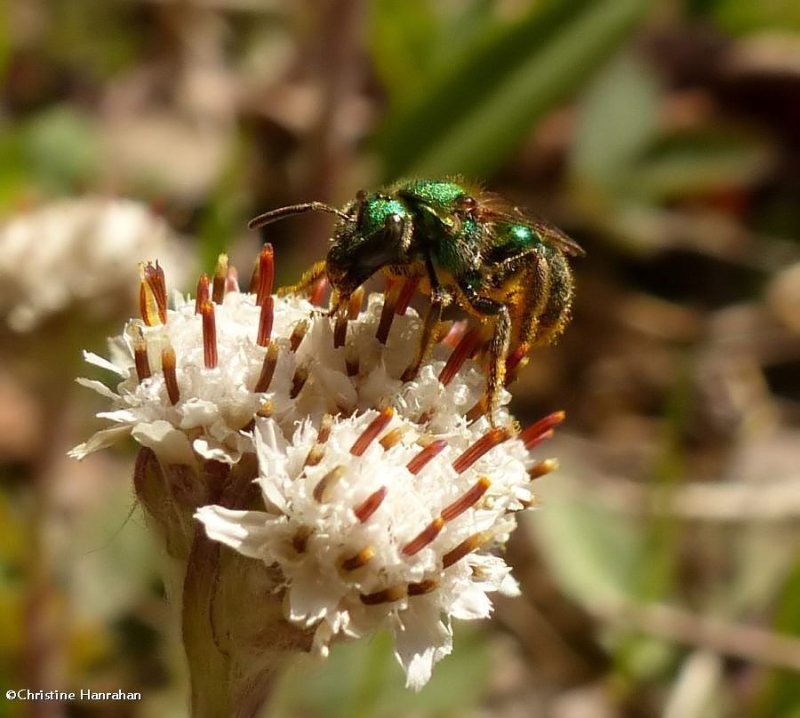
xmin=532 ymin=248 xmax=574 ymax=346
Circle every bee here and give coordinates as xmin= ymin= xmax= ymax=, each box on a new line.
xmin=249 ymin=178 xmax=584 ymax=425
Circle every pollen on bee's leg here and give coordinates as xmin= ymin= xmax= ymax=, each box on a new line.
xmin=289 ymin=364 xmax=309 ymax=399
xmin=529 ymin=458 xmax=559 ymax=480
xmin=212 ymin=253 xmax=228 ymax=303
xmin=504 ymin=343 xmax=530 ymax=386
xmin=257 ymin=296 xmax=274 ymax=346
xmin=225 ymin=265 xmax=239 ymax=293
xmin=200 ymin=301 xmax=218 ymax=369
xmin=354 ymin=486 xmax=387 ymax=522
xmin=406 ymin=439 xmax=447 ymax=475
xmin=441 ymin=477 xmax=491 ymax=521
xmin=452 ymin=427 xmax=512 ymax=474
xmin=347 ymin=287 xmax=365 ymax=319
xmin=254 ymin=341 xmax=279 ymax=393
xmin=520 ymin=411 xmax=564 ymax=449
xmin=257 ymin=399 xmax=274 ymax=418
xmin=194 ymin=273 xmax=210 ymax=315
xmin=439 ymin=327 xmax=482 ymax=386
xmin=395 ymin=276 xmax=420 ymax=315
xmin=350 ymin=407 xmax=394 ymax=456
xmin=313 ymin=465 xmax=346 ymax=502
xmin=255 ymin=243 xmax=274 ymax=306
xmin=360 ymin=585 xmax=407 ymax=606
xmin=379 ymin=426 xmax=406 ymax=450
xmin=289 ymin=319 xmax=309 ymax=352
xmin=376 ymin=280 xmax=401 ymax=344
xmin=341 ymin=546 xmax=376 ymax=571
xmin=161 ymin=344 xmax=180 ymax=405
xmin=304 ymin=414 xmax=333 ymax=467
xmin=407 ymin=579 xmax=438 ymax=596
xmin=309 ymin=276 xmax=329 ymax=306
xmin=442 ymin=532 xmax=490 ymax=568
xmin=132 ymin=328 xmax=151 ymax=382
xmin=402 ymin=517 xmax=444 ymax=556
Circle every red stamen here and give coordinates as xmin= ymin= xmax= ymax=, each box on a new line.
xmin=439 ymin=327 xmax=482 ymax=386
xmin=334 ymin=310 xmax=348 ymax=348
xmin=354 ymin=486 xmax=387 ymax=523
xmin=402 ymin=517 xmax=444 ymax=556
xmin=289 ymin=320 xmax=308 ymax=352
xmin=139 ymin=267 xmax=160 ymax=326
xmin=465 ymin=396 xmax=488 ymax=423
xmin=406 ymin=439 xmax=447 ymax=475
xmin=452 ymin=427 xmax=511 ymax=474
xmin=317 ymin=414 xmax=333 ymax=444
xmin=256 ymin=244 xmax=274 ymax=306
xmin=407 ymin=579 xmax=438 ymax=596
xmin=304 ymin=415 xmax=333 ymax=467
xmin=504 ymin=342 xmax=530 ymax=385
xmin=441 ymin=320 xmax=468 ymax=349
xmin=395 ymin=276 xmax=420 ymax=315
xmin=520 ymin=411 xmax=564 ymax=449
xmin=376 ymin=280 xmax=401 ymax=344
xmin=360 ymin=585 xmax=406 ymax=606
xmin=133 ymin=329 xmax=151 ymax=382
xmin=313 ymin=465 xmax=345 ymax=502
xmin=289 ymin=364 xmax=309 ymax=399
xmin=195 ymin=274 xmax=210 ymax=315
xmin=226 ymin=265 xmax=240 ymax=293
xmin=212 ymin=253 xmax=228 ymax=303
xmin=341 ymin=546 xmax=375 ymax=571
xmin=161 ymin=345 xmax=180 ymax=405
xmin=254 ymin=341 xmax=278 ymax=392
xmin=442 ymin=532 xmax=488 ymax=568
xmin=441 ymin=476 xmax=491 ymax=522
xmin=144 ymin=261 xmax=168 ymax=324
xmin=257 ymin=296 xmax=274 ymax=347
xmin=201 ymin=301 xmax=217 ymax=369
xmin=351 ymin=407 xmax=394 ymax=456
xmin=379 ymin=426 xmax=406 ymax=450
xmin=529 ymin=458 xmax=558 ymax=480
xmin=309 ymin=276 xmax=329 ymax=306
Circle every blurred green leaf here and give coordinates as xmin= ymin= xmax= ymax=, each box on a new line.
xmin=378 ymin=0 xmax=652 ymax=179
xmin=571 ymin=52 xmax=661 ymax=192
xmin=694 ymin=0 xmax=800 ymax=34
xmin=630 ymin=129 xmax=772 ymax=201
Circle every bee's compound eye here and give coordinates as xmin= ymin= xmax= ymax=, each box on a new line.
xmin=384 ymin=213 xmax=404 ymax=242
xmin=456 ymin=195 xmax=477 ymax=211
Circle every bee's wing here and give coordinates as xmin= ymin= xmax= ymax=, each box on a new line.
xmin=479 ymin=205 xmax=585 ymax=257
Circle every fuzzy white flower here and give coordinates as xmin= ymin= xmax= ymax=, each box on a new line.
xmin=196 ymin=405 xmax=553 ymax=689
xmin=0 ymin=197 xmax=187 ymax=332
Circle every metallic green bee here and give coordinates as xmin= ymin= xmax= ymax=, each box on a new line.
xmin=249 ymin=178 xmax=584 ymax=425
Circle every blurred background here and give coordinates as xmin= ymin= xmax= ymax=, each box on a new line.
xmin=1 ymin=0 xmax=800 ymax=716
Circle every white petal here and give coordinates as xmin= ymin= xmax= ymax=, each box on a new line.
xmin=67 ymin=425 xmax=132 ymax=459
xmin=194 ymin=505 xmax=274 ymax=559
xmin=97 ymin=409 xmax=138 ymax=423
xmin=286 ymin=562 xmax=344 ymax=627
xmin=450 ymin=585 xmax=493 ymax=620
xmin=75 ymin=377 xmax=120 ymax=400
xmin=393 ymin=600 xmax=452 ymax=691
xmin=83 ymin=350 xmax=128 ymax=377
xmin=132 ymin=420 xmax=197 ymax=467
xmin=193 ymin=437 xmax=240 ymax=464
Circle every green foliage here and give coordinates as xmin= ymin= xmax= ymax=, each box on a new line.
xmin=376 ymin=0 xmax=653 ymax=179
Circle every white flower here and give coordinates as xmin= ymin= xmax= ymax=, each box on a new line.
xmin=70 ymin=280 xmax=508 ymax=466
xmin=196 ymin=406 xmax=554 ymax=690
xmin=0 ymin=197 xmax=187 ymax=332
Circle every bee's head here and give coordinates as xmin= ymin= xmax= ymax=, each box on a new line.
xmin=325 ymin=192 xmax=412 ymax=295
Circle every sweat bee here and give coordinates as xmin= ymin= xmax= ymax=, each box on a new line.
xmin=249 ymin=178 xmax=584 ymax=425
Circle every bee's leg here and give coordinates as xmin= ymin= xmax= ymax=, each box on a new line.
xmin=458 ymin=285 xmax=511 ymax=427
xmin=531 ymin=248 xmax=573 ymax=347
xmin=400 ymin=293 xmax=444 ymax=382
xmin=276 ymin=260 xmax=328 ymax=298
xmin=401 ymin=257 xmax=449 ymax=382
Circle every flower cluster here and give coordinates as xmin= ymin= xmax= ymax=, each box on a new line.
xmin=71 ymin=246 xmax=561 ymax=689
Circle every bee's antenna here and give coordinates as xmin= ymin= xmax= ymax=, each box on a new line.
xmin=248 ymin=202 xmax=352 ymax=230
